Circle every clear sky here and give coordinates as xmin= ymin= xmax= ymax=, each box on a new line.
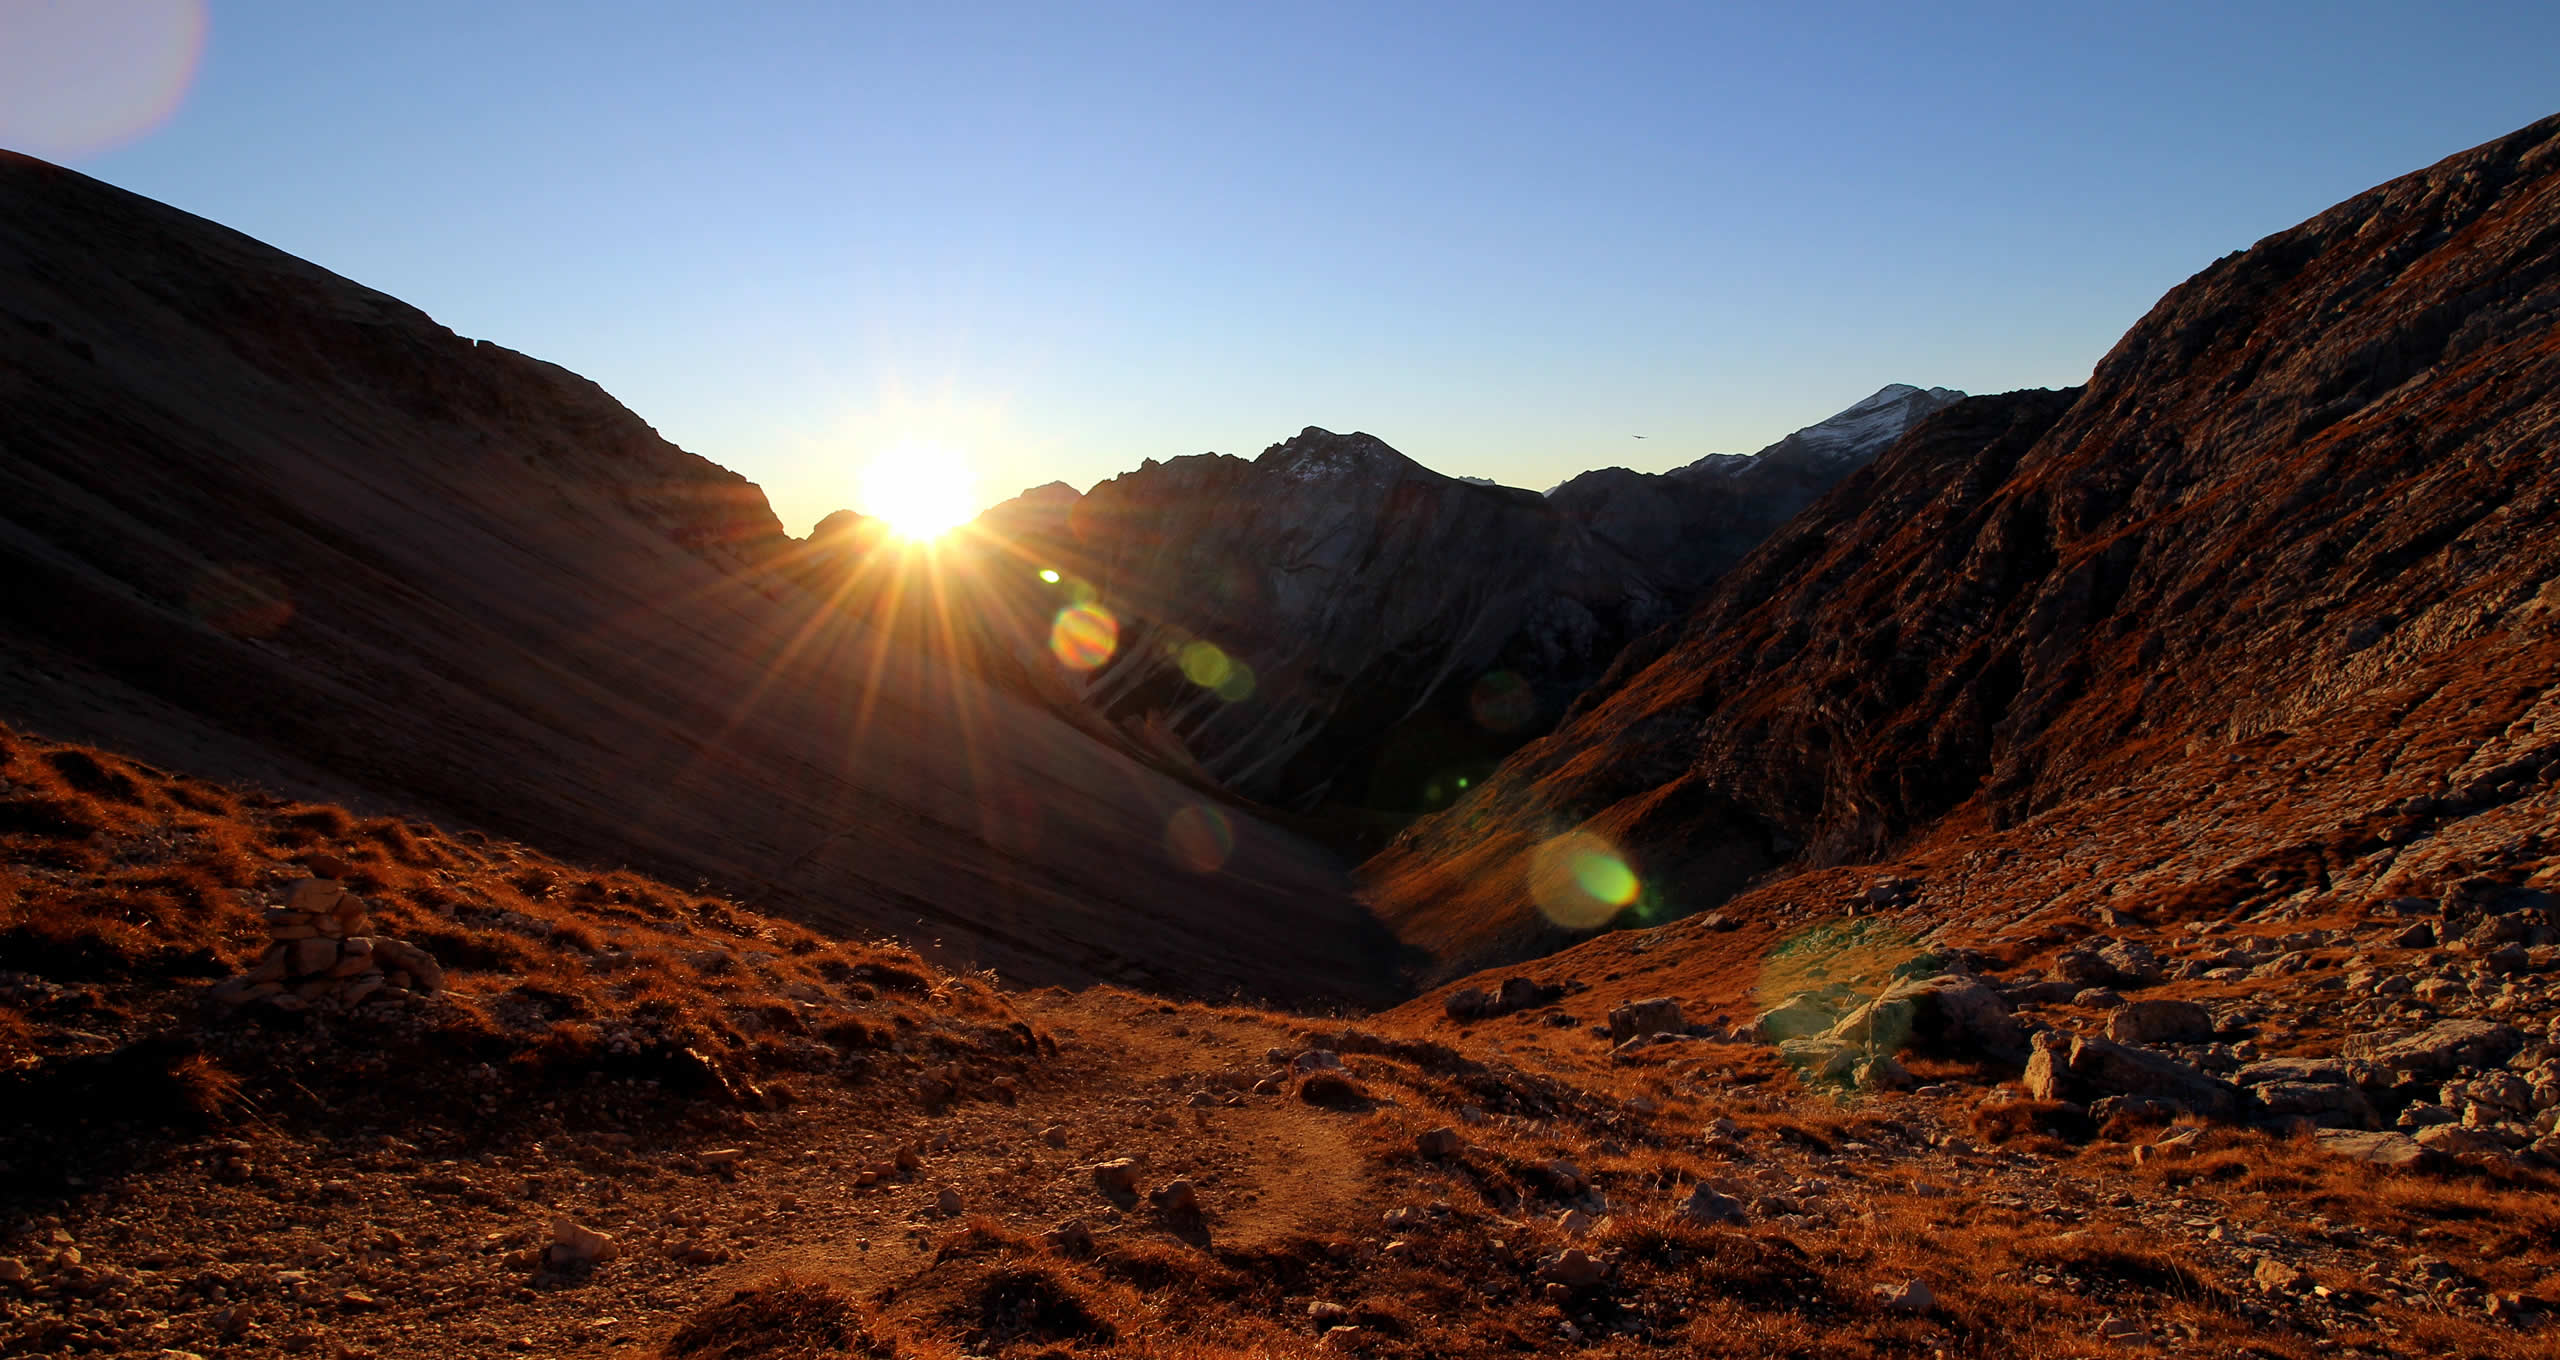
xmin=11 ymin=2 xmax=2559 ymax=534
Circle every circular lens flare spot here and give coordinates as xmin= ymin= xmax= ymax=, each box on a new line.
xmin=1165 ymin=803 xmax=1235 ymax=873
xmin=0 ymin=0 xmax=207 ymax=159
xmin=1048 ymin=604 xmax=1118 ymax=671
xmin=1177 ymin=640 xmax=1232 ymax=689
xmin=1528 ymin=831 xmax=1640 ymax=928
xmin=1038 ymin=568 xmax=1060 ymax=584
xmin=1213 ymin=657 xmax=1256 ymax=703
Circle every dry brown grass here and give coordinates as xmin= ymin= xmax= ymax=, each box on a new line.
xmin=0 ymin=723 xmax=1047 ymax=1166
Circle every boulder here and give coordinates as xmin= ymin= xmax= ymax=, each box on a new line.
xmin=1607 ymin=997 xmax=1686 ymax=1044
xmin=1679 ymin=1185 xmax=1746 ymax=1225
xmin=2029 ymin=1033 xmax=2244 ymax=1118
xmin=1887 ymin=974 xmax=2028 ymax=1060
xmin=1443 ymin=987 xmax=1492 ymax=1021
xmin=1416 ymin=1126 xmax=1465 ymax=1158
xmin=2251 ymin=1081 xmax=2377 ymax=1129
xmin=2341 ymin=1020 xmax=2524 ymax=1077
xmin=2096 ymin=940 xmax=2164 ymax=986
xmin=2312 ymin=1129 xmax=2443 ymax=1172
xmin=1540 ymin=1248 xmax=1606 ymax=1287
xmin=1091 ymin=1159 xmax=1141 ymax=1196
xmin=1755 ymin=992 xmax=1845 ymax=1043
xmin=2107 ymin=999 xmax=2213 ymax=1046
xmin=2234 ymin=1057 xmax=2357 ymax=1087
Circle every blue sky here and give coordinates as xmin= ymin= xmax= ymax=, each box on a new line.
xmin=16 ymin=1 xmax=2560 ymax=533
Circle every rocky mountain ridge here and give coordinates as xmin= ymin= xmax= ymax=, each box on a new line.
xmin=949 ymin=384 xmax=1957 ymax=833
xmin=1369 ymin=111 xmax=2560 ymax=980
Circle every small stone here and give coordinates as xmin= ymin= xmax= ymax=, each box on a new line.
xmin=1873 ymin=1279 xmax=1936 ymax=1311
xmin=1307 ymin=1300 xmax=1352 ymax=1325
xmin=1416 ymin=1126 xmax=1464 ymax=1158
xmin=1042 ymin=1219 xmax=1094 ymax=1254
xmin=1092 ymin=1158 xmax=1141 ymax=1196
xmin=2253 ymin=1257 xmax=2306 ymax=1293
xmin=1680 ymin=1185 xmax=1747 ymax=1225
xmin=1541 ymin=1247 xmax=1606 ymax=1287
xmin=547 ymin=1217 xmax=618 ymax=1269
xmin=2096 ymin=1316 xmax=2144 ymax=1343
xmin=1149 ymin=1179 xmax=1201 ymax=1218
xmin=935 ymin=1185 xmax=965 ymax=1216
xmin=698 ymin=1147 xmax=745 ymax=1167
xmin=0 ymin=1258 xmax=25 ymax=1287
xmin=337 ymin=1289 xmax=379 ymax=1311
xmin=1041 ymin=1124 xmax=1069 ymax=1148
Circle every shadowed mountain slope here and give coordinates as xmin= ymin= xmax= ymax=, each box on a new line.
xmin=0 ymin=150 xmax=1401 ymax=1004
xmin=944 ymin=386 xmax=1956 ymax=841
xmin=1370 ymin=112 xmax=2560 ymax=978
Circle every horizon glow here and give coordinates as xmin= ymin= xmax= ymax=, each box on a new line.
xmin=26 ymin=2 xmax=2560 ymax=535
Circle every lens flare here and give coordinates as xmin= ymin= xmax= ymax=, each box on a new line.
xmin=1213 ymin=657 xmax=1256 ymax=702
xmin=1164 ymin=803 xmax=1235 ymax=873
xmin=1177 ymin=640 xmax=1232 ymax=689
xmin=1038 ymin=568 xmax=1060 ymax=584
xmin=1528 ymin=831 xmax=1640 ymax=928
xmin=0 ymin=0 xmax=207 ymax=159
xmin=1048 ymin=604 xmax=1118 ymax=671
xmin=860 ymin=441 xmax=976 ymax=541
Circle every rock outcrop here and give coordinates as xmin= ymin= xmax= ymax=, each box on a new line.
xmin=1369 ymin=110 xmax=2560 ymax=978
xmin=939 ymin=389 xmax=1955 ymax=826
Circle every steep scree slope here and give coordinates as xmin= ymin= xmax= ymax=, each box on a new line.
xmin=0 ymin=151 xmax=1399 ymax=1004
xmin=1370 ymin=112 xmax=2560 ymax=977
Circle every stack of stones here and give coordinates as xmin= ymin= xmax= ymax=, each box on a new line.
xmin=207 ymin=873 xmax=444 ymax=1013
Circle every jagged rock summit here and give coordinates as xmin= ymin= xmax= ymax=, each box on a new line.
xmin=964 ymin=386 xmax=1957 ymax=832
xmin=1371 ymin=110 xmax=2560 ymax=977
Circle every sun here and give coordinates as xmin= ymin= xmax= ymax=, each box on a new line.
xmin=860 ymin=442 xmax=977 ymax=542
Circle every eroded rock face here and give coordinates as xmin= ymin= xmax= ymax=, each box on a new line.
xmin=1371 ymin=111 xmax=2560 ymax=978
xmin=961 ymin=388 xmax=1956 ymax=819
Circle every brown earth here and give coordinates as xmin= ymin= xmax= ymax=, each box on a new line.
xmin=9 ymin=731 xmax=2560 ymax=1359
xmin=0 ymin=151 xmax=1399 ymax=1007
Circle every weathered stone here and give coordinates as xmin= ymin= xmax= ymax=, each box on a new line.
xmin=2233 ymin=1056 xmax=2355 ymax=1087
xmin=1149 ymin=1179 xmax=1201 ymax=1218
xmin=935 ymin=1185 xmax=964 ymax=1217
xmin=1755 ymin=991 xmax=1845 ymax=1043
xmin=1873 ymin=1279 xmax=1936 ymax=1311
xmin=1606 ymin=997 xmax=1685 ymax=1044
xmin=2341 ymin=1019 xmax=2524 ymax=1076
xmin=1540 ymin=1247 xmax=1606 ymax=1287
xmin=2312 ymin=1128 xmax=2442 ymax=1172
xmin=1092 ymin=1159 xmax=1141 ymax=1196
xmin=2253 ymin=1257 xmax=2306 ymax=1293
xmin=2096 ymin=940 xmax=2163 ymax=986
xmin=1679 ymin=1185 xmax=1746 ymax=1225
xmin=1416 ymin=1127 xmax=1464 ymax=1158
xmin=547 ymin=1217 xmax=617 ymax=1269
xmin=2107 ymin=999 xmax=2213 ymax=1046
xmin=2251 ymin=1080 xmax=2376 ymax=1129
xmin=2033 ymin=1033 xmax=2243 ymax=1117
xmin=1443 ymin=987 xmax=1492 ymax=1021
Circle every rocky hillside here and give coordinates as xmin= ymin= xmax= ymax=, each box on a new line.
xmin=949 ymin=386 xmax=1954 ymax=833
xmin=0 ymin=151 xmax=1399 ymax=1005
xmin=10 ymin=728 xmax=2555 ymax=1359
xmin=1369 ymin=111 xmax=2560 ymax=979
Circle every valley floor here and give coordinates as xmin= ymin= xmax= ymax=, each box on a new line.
xmin=5 ymin=729 xmax=2559 ymax=1358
